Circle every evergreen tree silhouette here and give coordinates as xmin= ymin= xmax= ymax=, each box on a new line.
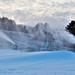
xmin=65 ymin=20 xmax=75 ymax=35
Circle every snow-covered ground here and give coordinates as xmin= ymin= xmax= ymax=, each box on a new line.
xmin=0 ymin=49 xmax=75 ymax=75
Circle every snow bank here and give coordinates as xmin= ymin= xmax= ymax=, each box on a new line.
xmin=0 ymin=50 xmax=75 ymax=63
xmin=0 ymin=50 xmax=75 ymax=75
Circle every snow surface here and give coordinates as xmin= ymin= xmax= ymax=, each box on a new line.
xmin=0 ymin=50 xmax=75 ymax=75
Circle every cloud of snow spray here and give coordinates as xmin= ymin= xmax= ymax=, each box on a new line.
xmin=32 ymin=23 xmax=75 ymax=50
xmin=0 ymin=31 xmax=15 ymax=45
xmin=52 ymin=29 xmax=75 ymax=47
xmin=48 ymin=25 xmax=75 ymax=50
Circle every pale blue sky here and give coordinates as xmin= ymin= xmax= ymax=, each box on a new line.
xmin=0 ymin=0 xmax=75 ymax=26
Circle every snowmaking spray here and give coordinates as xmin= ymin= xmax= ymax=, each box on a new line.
xmin=0 ymin=31 xmax=15 ymax=45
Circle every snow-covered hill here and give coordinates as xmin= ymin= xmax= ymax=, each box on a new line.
xmin=0 ymin=29 xmax=75 ymax=52
xmin=0 ymin=17 xmax=75 ymax=51
xmin=0 ymin=50 xmax=75 ymax=75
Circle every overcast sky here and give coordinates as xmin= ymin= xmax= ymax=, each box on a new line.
xmin=0 ymin=0 xmax=75 ymax=26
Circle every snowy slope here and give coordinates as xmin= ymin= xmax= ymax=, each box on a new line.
xmin=0 ymin=30 xmax=37 ymax=51
xmin=0 ymin=50 xmax=75 ymax=75
xmin=0 ymin=30 xmax=75 ymax=52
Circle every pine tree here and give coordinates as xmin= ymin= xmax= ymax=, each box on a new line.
xmin=65 ymin=20 xmax=75 ymax=35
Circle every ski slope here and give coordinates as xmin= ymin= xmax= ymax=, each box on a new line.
xmin=0 ymin=50 xmax=75 ymax=75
